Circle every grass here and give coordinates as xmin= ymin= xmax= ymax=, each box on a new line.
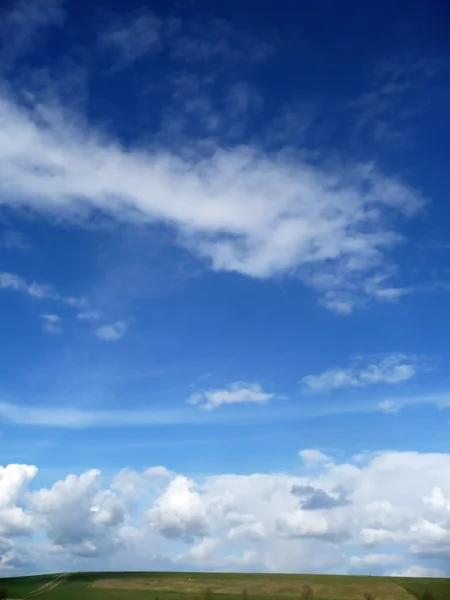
xmin=1 ymin=571 xmax=450 ymax=600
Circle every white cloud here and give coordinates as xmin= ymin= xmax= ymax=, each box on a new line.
xmin=302 ymin=354 xmax=418 ymax=392
xmin=298 ymin=449 xmax=330 ymax=466
xmin=377 ymin=400 xmax=400 ymax=413
xmin=76 ymin=310 xmax=101 ymax=321
xmin=4 ymin=450 xmax=450 ymax=574
xmin=185 ymin=537 xmax=219 ymax=562
xmin=0 ymin=464 xmax=37 ymax=536
xmin=95 ymin=320 xmax=129 ymax=341
xmin=349 ymin=553 xmax=403 ymax=568
xmin=188 ymin=382 xmax=277 ymax=410
xmin=0 ymin=397 xmax=303 ymax=429
xmin=277 ymin=509 xmax=350 ymax=542
xmin=0 ymin=400 xmax=209 ymax=428
xmin=391 ymin=565 xmax=446 ymax=578
xmin=145 ymin=466 xmax=173 ymax=479
xmin=0 ymin=91 xmax=423 ymax=312
xmin=227 ymin=520 xmax=266 ymax=542
xmin=374 ymin=391 xmax=450 ymax=415
xmin=29 ymin=470 xmax=124 ymax=557
xmin=2 ymin=388 xmax=450 ymax=429
xmin=0 ymin=271 xmax=86 ymax=309
xmin=0 ymin=272 xmax=48 ymax=298
xmin=41 ymin=313 xmax=62 ymax=334
xmin=0 ymin=537 xmax=37 ymax=573
xmin=147 ymin=476 xmax=209 ymax=541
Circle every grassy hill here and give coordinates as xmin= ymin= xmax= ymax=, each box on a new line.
xmin=1 ymin=571 xmax=450 ymax=600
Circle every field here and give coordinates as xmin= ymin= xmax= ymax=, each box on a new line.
xmin=1 ymin=571 xmax=450 ymax=600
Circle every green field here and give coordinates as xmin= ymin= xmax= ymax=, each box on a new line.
xmin=1 ymin=571 xmax=450 ymax=600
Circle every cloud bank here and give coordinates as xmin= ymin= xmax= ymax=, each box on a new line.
xmin=2 ymin=450 xmax=450 ymax=576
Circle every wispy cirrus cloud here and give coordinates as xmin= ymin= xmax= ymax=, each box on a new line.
xmin=0 ymin=398 xmax=279 ymax=428
xmin=2 ymin=389 xmax=450 ymax=429
xmin=188 ymin=382 xmax=278 ymax=411
xmin=100 ymin=9 xmax=163 ymax=63
xmin=0 ymin=400 xmax=188 ymax=428
xmin=41 ymin=313 xmax=62 ymax=334
xmin=0 ymin=230 xmax=32 ymax=251
xmin=99 ymin=9 xmax=271 ymax=67
xmin=351 ymin=55 xmax=449 ymax=145
xmin=76 ymin=310 xmax=102 ymax=321
xmin=375 ymin=391 xmax=450 ymax=415
xmin=302 ymin=353 xmax=421 ymax=393
xmin=0 ymin=271 xmax=86 ymax=309
xmin=0 ymin=0 xmax=66 ymax=74
xmin=170 ymin=17 xmax=272 ymax=64
xmin=0 ymin=88 xmax=423 ymax=313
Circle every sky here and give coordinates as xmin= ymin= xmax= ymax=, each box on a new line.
xmin=1 ymin=0 xmax=450 ymax=579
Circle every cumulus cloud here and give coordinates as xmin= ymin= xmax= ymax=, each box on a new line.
xmin=277 ymin=510 xmax=351 ymax=543
xmin=95 ymin=320 xmax=129 ymax=341
xmin=298 ymin=449 xmax=330 ymax=465
xmin=0 ymin=464 xmax=37 ymax=537
xmin=0 ymin=537 xmax=36 ymax=573
xmin=227 ymin=520 xmax=266 ymax=542
xmin=3 ymin=450 xmax=450 ymax=575
xmin=147 ymin=476 xmax=209 ymax=541
xmin=0 ymin=90 xmax=423 ymax=312
xmin=302 ymin=354 xmax=418 ymax=392
xmin=29 ymin=470 xmax=124 ymax=557
xmin=188 ymin=382 xmax=277 ymax=410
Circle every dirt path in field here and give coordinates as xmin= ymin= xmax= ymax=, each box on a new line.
xmin=25 ymin=572 xmax=71 ymax=597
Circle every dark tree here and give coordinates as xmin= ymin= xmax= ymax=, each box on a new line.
xmin=0 ymin=587 xmax=7 ymax=599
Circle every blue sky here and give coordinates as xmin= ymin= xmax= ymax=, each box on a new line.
xmin=1 ymin=0 xmax=450 ymax=578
